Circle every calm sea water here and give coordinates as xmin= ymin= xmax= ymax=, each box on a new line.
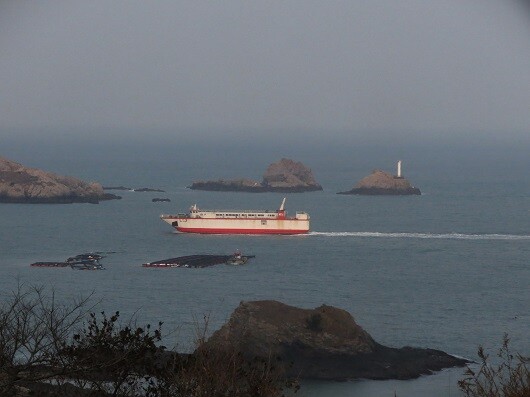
xmin=1 ymin=143 xmax=529 ymax=397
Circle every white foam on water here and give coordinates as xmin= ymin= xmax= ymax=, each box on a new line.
xmin=309 ymin=231 xmax=530 ymax=240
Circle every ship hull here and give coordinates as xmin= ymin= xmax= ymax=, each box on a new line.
xmin=162 ymin=218 xmax=309 ymax=235
xmin=176 ymin=227 xmax=307 ymax=235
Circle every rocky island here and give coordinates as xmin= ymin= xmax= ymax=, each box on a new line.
xmin=189 ymin=158 xmax=323 ymax=193
xmin=204 ymin=300 xmax=467 ymax=381
xmin=0 ymin=156 xmax=120 ymax=204
xmin=338 ymin=161 xmax=421 ymax=195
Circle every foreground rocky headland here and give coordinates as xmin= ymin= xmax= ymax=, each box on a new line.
xmin=0 ymin=157 xmax=120 ymax=204
xmin=204 ymin=300 xmax=467 ymax=380
xmin=338 ymin=169 xmax=421 ymax=195
xmin=189 ymin=158 xmax=323 ymax=193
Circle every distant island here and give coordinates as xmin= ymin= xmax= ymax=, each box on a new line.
xmin=338 ymin=161 xmax=421 ymax=195
xmin=0 ymin=156 xmax=121 ymax=204
xmin=189 ymin=158 xmax=323 ymax=193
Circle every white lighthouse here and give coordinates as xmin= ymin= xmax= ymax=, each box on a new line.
xmin=397 ymin=160 xmax=402 ymax=178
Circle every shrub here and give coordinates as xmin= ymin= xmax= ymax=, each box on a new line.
xmin=458 ymin=334 xmax=529 ymax=397
xmin=0 ymin=284 xmax=91 ymax=396
xmin=60 ymin=311 xmax=164 ymax=396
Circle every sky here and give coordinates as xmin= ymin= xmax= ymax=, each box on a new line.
xmin=1 ymin=0 xmax=529 ymax=147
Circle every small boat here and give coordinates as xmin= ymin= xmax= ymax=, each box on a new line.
xmin=66 ymin=253 xmax=105 ymax=270
xmin=226 ymin=256 xmax=247 ymax=265
xmin=226 ymin=251 xmax=254 ymax=265
xmin=66 ymin=253 xmax=104 ymax=262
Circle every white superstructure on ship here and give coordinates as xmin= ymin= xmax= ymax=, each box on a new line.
xmin=160 ymin=198 xmax=310 ymax=235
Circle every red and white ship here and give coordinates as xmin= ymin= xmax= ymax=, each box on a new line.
xmin=160 ymin=198 xmax=310 ymax=235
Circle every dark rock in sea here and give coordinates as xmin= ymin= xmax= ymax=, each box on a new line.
xmin=152 ymin=198 xmax=171 ymax=202
xmin=190 ymin=178 xmax=265 ymax=192
xmin=103 ymin=186 xmax=166 ymax=193
xmin=0 ymin=157 xmax=121 ymax=204
xmin=337 ymin=170 xmax=421 ymax=195
xmin=103 ymin=186 xmax=132 ymax=191
xmin=101 ymin=193 xmax=122 ymax=200
xmin=204 ymin=300 xmax=467 ymax=381
xmin=134 ymin=187 xmax=165 ymax=192
xmin=189 ymin=158 xmax=322 ymax=193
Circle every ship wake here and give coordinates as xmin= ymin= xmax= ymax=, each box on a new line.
xmin=309 ymin=231 xmax=530 ymax=241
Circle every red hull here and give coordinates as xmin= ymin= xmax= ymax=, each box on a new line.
xmin=175 ymin=227 xmax=308 ymax=235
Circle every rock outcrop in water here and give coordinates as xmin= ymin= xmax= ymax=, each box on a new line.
xmin=0 ymin=157 xmax=120 ymax=204
xmin=204 ymin=300 xmax=467 ymax=380
xmin=152 ymin=198 xmax=171 ymax=202
xmin=337 ymin=169 xmax=421 ymax=195
xmin=133 ymin=187 xmax=165 ymax=192
xmin=189 ymin=178 xmax=265 ymax=192
xmin=189 ymin=158 xmax=322 ymax=193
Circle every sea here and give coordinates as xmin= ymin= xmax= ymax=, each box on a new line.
xmin=1 ymin=139 xmax=529 ymax=397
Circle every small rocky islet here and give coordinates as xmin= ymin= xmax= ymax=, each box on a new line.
xmin=189 ymin=158 xmax=323 ymax=193
xmin=204 ymin=300 xmax=467 ymax=381
xmin=0 ymin=157 xmax=120 ymax=204
xmin=338 ymin=163 xmax=421 ymax=195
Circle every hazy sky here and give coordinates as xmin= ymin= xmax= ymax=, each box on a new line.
xmin=1 ymin=0 xmax=529 ymax=145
